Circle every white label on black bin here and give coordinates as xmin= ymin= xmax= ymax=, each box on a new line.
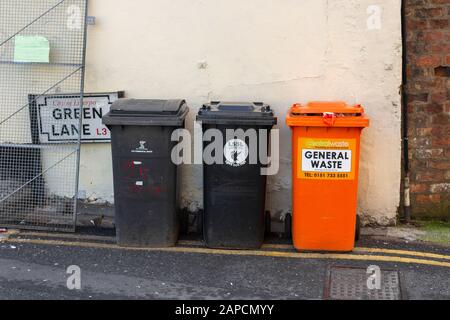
xmin=224 ymin=139 xmax=248 ymax=167
xmin=131 ymin=140 xmax=153 ymax=154
xmin=135 ymin=181 xmax=144 ymax=186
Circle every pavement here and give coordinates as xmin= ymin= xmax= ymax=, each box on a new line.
xmin=0 ymin=228 xmax=449 ymax=300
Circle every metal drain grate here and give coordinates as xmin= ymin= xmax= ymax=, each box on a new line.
xmin=324 ymin=266 xmax=403 ymax=300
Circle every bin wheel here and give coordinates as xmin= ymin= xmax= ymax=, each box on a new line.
xmin=284 ymin=213 xmax=292 ymax=239
xmin=355 ymin=215 xmax=361 ymax=242
xmin=265 ymin=211 xmax=271 ymax=236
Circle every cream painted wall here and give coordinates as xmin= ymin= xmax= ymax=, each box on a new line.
xmin=80 ymin=0 xmax=403 ymax=225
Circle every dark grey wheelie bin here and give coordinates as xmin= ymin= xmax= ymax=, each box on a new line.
xmin=197 ymin=101 xmax=277 ymax=249
xmin=103 ymin=99 xmax=189 ymax=247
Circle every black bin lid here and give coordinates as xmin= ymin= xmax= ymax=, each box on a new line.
xmin=102 ymin=99 xmax=189 ymax=126
xmin=197 ymin=101 xmax=277 ymax=126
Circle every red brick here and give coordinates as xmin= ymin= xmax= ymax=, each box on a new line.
xmin=430 ymin=0 xmax=450 ymax=4
xmin=430 ymin=44 xmax=450 ymax=54
xmin=407 ymin=93 xmax=429 ymax=103
xmin=417 ymin=128 xmax=433 ymax=136
xmin=410 ymin=183 xmax=429 ymax=193
xmin=411 ymin=78 xmax=445 ymax=92
xmin=429 ymin=161 xmax=450 ymax=170
xmin=407 ymin=19 xmax=428 ymax=30
xmin=431 ymin=126 xmax=446 ymax=136
xmin=415 ymin=8 xmax=444 ymax=18
xmin=429 ymin=0 xmax=450 ymax=4
xmin=432 ymin=113 xmax=450 ymax=125
xmin=416 ymin=170 xmax=444 ymax=181
xmin=423 ymin=31 xmax=444 ymax=42
xmin=431 ymin=136 xmax=450 ymax=147
xmin=426 ymin=102 xmax=444 ymax=113
xmin=430 ymin=92 xmax=447 ymax=103
xmin=429 ymin=19 xmax=450 ymax=29
xmin=416 ymin=194 xmax=441 ymax=204
xmin=415 ymin=55 xmax=442 ymax=67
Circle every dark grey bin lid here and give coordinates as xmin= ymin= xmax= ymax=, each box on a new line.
xmin=197 ymin=101 xmax=277 ymax=126
xmin=102 ymin=99 xmax=189 ymax=126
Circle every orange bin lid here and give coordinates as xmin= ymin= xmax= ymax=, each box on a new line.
xmin=286 ymin=101 xmax=369 ymax=128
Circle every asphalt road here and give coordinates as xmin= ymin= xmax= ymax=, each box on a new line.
xmin=0 ymin=231 xmax=449 ymax=300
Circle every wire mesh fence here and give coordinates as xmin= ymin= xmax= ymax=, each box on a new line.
xmin=0 ymin=0 xmax=87 ymax=231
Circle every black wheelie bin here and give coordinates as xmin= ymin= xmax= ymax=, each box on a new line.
xmin=197 ymin=101 xmax=277 ymax=249
xmin=103 ymin=99 xmax=189 ymax=247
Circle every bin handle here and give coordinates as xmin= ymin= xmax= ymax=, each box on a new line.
xmin=322 ymin=112 xmax=336 ymax=126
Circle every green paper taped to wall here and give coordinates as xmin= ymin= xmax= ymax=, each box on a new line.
xmin=14 ymin=36 xmax=50 ymax=63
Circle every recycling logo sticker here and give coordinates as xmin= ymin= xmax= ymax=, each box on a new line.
xmin=224 ymin=139 xmax=249 ymax=167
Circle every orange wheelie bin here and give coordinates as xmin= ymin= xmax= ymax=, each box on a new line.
xmin=286 ymin=102 xmax=369 ymax=252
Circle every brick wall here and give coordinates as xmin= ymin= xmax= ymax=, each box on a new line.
xmin=405 ymin=0 xmax=450 ymax=218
